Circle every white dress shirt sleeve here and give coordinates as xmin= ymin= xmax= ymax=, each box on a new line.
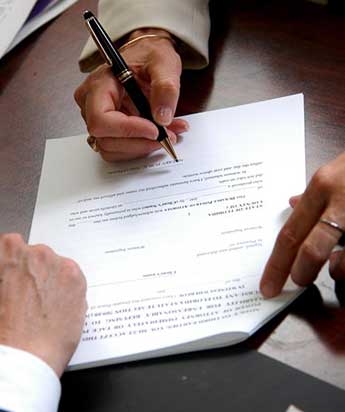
xmin=0 ymin=345 xmax=61 ymax=412
xmin=79 ymin=0 xmax=210 ymax=72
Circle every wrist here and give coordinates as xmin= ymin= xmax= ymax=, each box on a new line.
xmin=0 ymin=344 xmax=61 ymax=412
xmin=117 ymin=28 xmax=177 ymax=53
xmin=0 ymin=335 xmax=67 ymax=377
xmin=128 ymin=28 xmax=174 ymax=41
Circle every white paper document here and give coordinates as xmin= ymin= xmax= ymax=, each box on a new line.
xmin=6 ymin=0 xmax=78 ymax=53
xmin=29 ymin=94 xmax=305 ymax=369
xmin=0 ymin=0 xmax=35 ymax=58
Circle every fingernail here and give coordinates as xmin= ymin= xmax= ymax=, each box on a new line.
xmin=155 ymin=106 xmax=173 ymax=126
xmin=180 ymin=121 xmax=189 ymax=132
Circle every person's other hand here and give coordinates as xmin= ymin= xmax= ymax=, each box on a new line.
xmin=0 ymin=233 xmax=87 ymax=377
xmin=74 ymin=28 xmax=189 ymax=162
xmin=260 ymin=153 xmax=345 ymax=298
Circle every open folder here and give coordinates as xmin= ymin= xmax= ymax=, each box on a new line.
xmin=0 ymin=0 xmax=78 ymax=59
xmin=29 ymin=94 xmax=305 ymax=369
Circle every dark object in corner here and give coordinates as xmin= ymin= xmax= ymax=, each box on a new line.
xmin=329 ymin=0 xmax=345 ymax=12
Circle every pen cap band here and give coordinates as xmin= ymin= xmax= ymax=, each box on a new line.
xmin=117 ymin=69 xmax=134 ymax=83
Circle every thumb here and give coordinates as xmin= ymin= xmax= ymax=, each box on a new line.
xmin=147 ymin=48 xmax=182 ymax=126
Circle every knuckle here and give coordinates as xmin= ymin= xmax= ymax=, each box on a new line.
xmin=89 ymin=64 xmax=108 ymax=81
xmin=266 ymin=259 xmax=285 ymax=280
xmin=290 ymin=271 xmax=309 ymax=287
xmin=62 ymin=258 xmax=80 ymax=276
xmin=0 ymin=233 xmax=25 ymax=257
xmin=1 ymin=233 xmax=24 ymax=247
xmin=80 ymin=108 xmax=86 ymax=122
xmin=29 ymin=244 xmax=55 ymax=261
xmin=300 ymin=241 xmax=326 ymax=266
xmin=62 ymin=258 xmax=87 ymax=290
xmin=152 ymin=44 xmax=182 ymax=71
xmin=84 ymin=65 xmax=111 ymax=90
xmin=75 ymin=65 xmax=110 ymax=106
xmin=330 ymin=255 xmax=345 ymax=280
xmin=73 ymin=86 xmax=82 ymax=106
xmin=152 ymin=77 xmax=180 ymax=94
xmin=87 ymin=116 xmax=103 ymax=137
xmin=312 ymin=165 xmax=333 ymax=192
xmin=172 ymin=53 xmax=182 ymax=74
xmin=276 ymin=226 xmax=299 ymax=251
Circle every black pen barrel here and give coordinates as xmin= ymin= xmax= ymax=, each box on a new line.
xmin=86 ymin=12 xmax=128 ymax=73
xmin=121 ymin=75 xmax=168 ymax=142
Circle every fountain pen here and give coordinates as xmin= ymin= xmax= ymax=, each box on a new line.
xmin=83 ymin=10 xmax=178 ymax=161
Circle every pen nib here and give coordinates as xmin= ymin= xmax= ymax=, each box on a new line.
xmin=160 ymin=139 xmax=178 ymax=162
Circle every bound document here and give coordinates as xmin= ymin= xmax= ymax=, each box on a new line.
xmin=29 ymin=94 xmax=305 ymax=369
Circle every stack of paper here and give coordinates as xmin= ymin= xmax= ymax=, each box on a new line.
xmin=29 ymin=94 xmax=306 ymax=369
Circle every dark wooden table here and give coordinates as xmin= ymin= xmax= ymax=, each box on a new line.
xmin=1 ymin=0 xmax=345 ymax=410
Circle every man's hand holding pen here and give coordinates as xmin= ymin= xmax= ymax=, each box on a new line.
xmin=74 ymin=26 xmax=188 ymax=162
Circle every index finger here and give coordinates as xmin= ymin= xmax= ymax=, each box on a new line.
xmin=260 ymin=185 xmax=326 ymax=298
xmin=85 ymin=86 xmax=159 ymax=140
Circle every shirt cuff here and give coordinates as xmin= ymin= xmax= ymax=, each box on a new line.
xmin=0 ymin=345 xmax=61 ymax=412
xmin=79 ymin=0 xmax=210 ymax=72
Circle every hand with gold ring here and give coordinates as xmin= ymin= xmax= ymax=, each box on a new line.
xmin=74 ymin=28 xmax=188 ymax=162
xmin=260 ymin=152 xmax=345 ymax=298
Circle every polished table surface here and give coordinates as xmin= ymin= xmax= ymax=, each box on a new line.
xmin=1 ymin=0 xmax=345 ymax=410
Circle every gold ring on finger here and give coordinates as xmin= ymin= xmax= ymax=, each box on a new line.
xmin=87 ymin=135 xmax=99 ymax=152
